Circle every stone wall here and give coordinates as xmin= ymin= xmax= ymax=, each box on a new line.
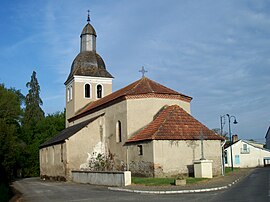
xmin=126 ymin=140 xmax=222 ymax=177
xmin=72 ymin=171 xmax=131 ymax=186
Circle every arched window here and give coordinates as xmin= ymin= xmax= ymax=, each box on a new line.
xmin=116 ymin=121 xmax=122 ymax=142
xmin=67 ymin=88 xmax=70 ymax=102
xmin=85 ymin=84 xmax=91 ymax=98
xmin=70 ymin=85 xmax=73 ymax=100
xmin=97 ymin=84 xmax=102 ymax=98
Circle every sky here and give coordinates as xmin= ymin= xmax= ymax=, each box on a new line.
xmin=0 ymin=0 xmax=269 ymax=142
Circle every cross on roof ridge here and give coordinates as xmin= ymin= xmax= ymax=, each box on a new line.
xmin=139 ymin=66 xmax=148 ymax=78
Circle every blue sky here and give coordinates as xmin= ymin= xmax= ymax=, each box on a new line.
xmin=0 ymin=0 xmax=269 ymax=142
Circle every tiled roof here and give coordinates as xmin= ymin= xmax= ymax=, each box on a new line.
xmin=69 ymin=77 xmax=192 ymax=122
xmin=126 ymin=105 xmax=224 ymax=143
xmin=39 ymin=115 xmax=102 ymax=149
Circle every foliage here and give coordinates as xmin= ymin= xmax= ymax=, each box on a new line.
xmin=0 ymin=71 xmax=65 ymax=180
xmin=0 ymin=84 xmax=24 ymax=181
xmin=23 ymin=111 xmax=65 ymax=177
xmin=0 ymin=182 xmax=12 ymax=202
xmin=19 ymin=71 xmax=65 ymax=177
xmin=23 ymin=71 xmax=44 ymax=130
xmin=89 ymin=152 xmax=115 ymax=171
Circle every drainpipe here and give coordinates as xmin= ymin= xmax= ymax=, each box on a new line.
xmin=221 ymin=139 xmax=226 ymax=176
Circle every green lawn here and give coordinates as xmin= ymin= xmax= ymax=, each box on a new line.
xmin=225 ymin=167 xmax=239 ymax=174
xmin=131 ymin=177 xmax=207 ymax=186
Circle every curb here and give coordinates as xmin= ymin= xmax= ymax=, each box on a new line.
xmin=108 ymin=178 xmax=241 ymax=194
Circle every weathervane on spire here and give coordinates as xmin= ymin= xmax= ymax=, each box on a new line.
xmin=87 ymin=10 xmax=90 ymax=23
xmin=139 ymin=66 xmax=148 ymax=78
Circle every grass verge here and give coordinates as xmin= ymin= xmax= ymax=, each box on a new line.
xmin=225 ymin=167 xmax=239 ymax=174
xmin=132 ymin=177 xmax=207 ymax=186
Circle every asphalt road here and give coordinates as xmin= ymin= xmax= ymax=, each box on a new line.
xmin=13 ymin=167 xmax=270 ymax=202
xmin=210 ymin=167 xmax=270 ymax=202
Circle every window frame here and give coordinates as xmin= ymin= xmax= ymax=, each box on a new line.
xmin=96 ymin=84 xmax=103 ymax=99
xmin=84 ymin=83 xmax=92 ymax=99
xmin=138 ymin=145 xmax=143 ymax=156
xmin=116 ymin=120 xmax=122 ymax=143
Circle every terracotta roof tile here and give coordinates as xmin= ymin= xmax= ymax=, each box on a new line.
xmin=68 ymin=77 xmax=192 ymax=122
xmin=126 ymin=105 xmax=224 ymax=143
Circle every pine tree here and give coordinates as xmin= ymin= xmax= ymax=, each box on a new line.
xmin=23 ymin=71 xmax=44 ymax=129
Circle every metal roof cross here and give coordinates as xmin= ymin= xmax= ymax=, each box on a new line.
xmin=87 ymin=10 xmax=90 ymax=23
xmin=139 ymin=66 xmax=148 ymax=78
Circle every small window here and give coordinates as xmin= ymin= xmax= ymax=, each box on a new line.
xmin=97 ymin=84 xmax=102 ymax=98
xmin=243 ymin=144 xmax=247 ymax=151
xmin=85 ymin=84 xmax=91 ymax=98
xmin=116 ymin=121 xmax=122 ymax=142
xmin=70 ymin=85 xmax=73 ymax=100
xmin=67 ymin=88 xmax=70 ymax=102
xmin=138 ymin=145 xmax=143 ymax=155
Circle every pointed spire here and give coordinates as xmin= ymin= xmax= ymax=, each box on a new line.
xmin=87 ymin=10 xmax=90 ymax=23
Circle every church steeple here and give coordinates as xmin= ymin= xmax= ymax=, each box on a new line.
xmin=65 ymin=13 xmax=113 ymax=127
xmin=80 ymin=12 xmax=97 ymax=52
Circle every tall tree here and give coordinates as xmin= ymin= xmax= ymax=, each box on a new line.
xmin=23 ymin=71 xmax=44 ymax=128
xmin=21 ymin=71 xmax=45 ymax=176
xmin=0 ymin=84 xmax=24 ymax=181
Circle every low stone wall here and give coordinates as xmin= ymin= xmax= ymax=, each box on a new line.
xmin=71 ymin=170 xmax=131 ymax=187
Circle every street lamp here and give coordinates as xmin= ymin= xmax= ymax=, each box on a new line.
xmin=226 ymin=114 xmax=238 ymax=171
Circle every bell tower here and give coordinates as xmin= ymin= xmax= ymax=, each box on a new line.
xmin=64 ymin=13 xmax=113 ymax=127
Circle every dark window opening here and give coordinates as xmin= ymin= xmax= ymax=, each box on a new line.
xmin=138 ymin=145 xmax=143 ymax=155
xmin=116 ymin=121 xmax=122 ymax=142
xmin=97 ymin=84 xmax=102 ymax=98
xmin=85 ymin=84 xmax=90 ymax=98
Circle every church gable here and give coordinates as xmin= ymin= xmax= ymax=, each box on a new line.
xmin=126 ymin=105 xmax=224 ymax=143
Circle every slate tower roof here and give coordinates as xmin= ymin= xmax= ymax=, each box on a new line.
xmin=65 ymin=17 xmax=113 ymax=85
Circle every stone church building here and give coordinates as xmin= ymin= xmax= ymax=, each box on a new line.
xmin=39 ymin=16 xmax=224 ymax=181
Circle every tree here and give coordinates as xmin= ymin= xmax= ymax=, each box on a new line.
xmin=23 ymin=71 xmax=44 ymax=129
xmin=0 ymin=84 xmax=24 ymax=181
xmin=24 ymin=111 xmax=65 ymax=176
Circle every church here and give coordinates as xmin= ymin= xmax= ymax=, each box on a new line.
xmin=39 ymin=15 xmax=224 ymax=181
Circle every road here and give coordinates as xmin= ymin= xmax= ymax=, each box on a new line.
xmin=210 ymin=167 xmax=270 ymax=202
xmin=13 ymin=167 xmax=270 ymax=202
